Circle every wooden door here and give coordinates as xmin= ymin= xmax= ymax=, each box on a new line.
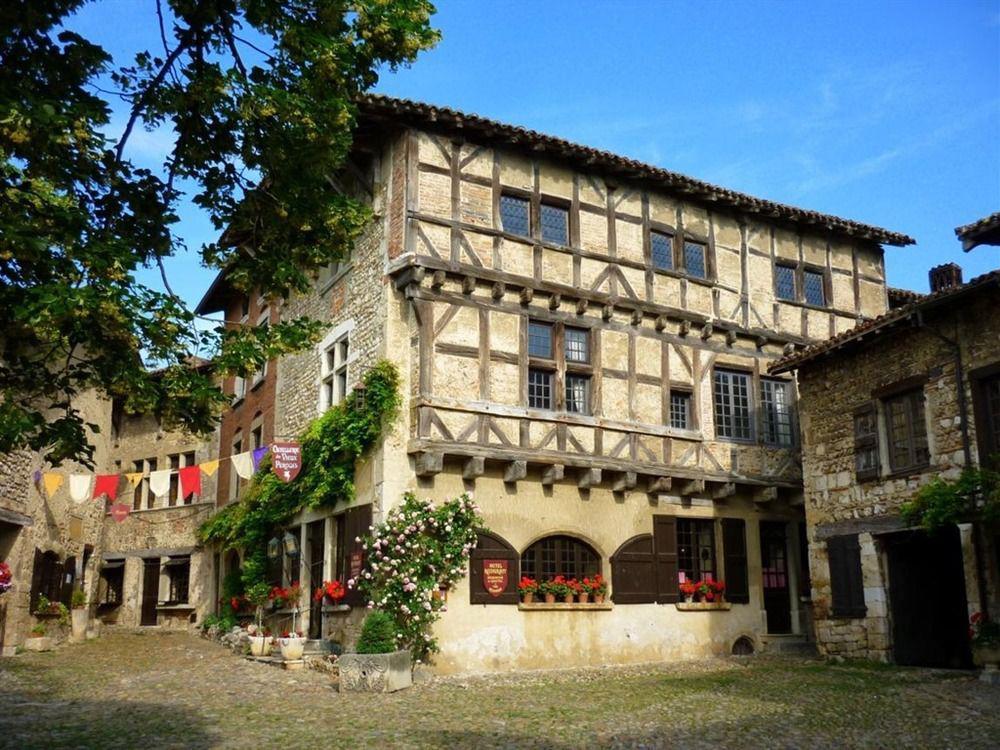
xmin=140 ymin=559 xmax=159 ymax=626
xmin=307 ymin=521 xmax=325 ymax=639
xmin=760 ymin=521 xmax=792 ymax=633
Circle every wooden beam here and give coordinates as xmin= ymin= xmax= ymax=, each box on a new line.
xmin=611 ymin=471 xmax=638 ymax=492
xmin=578 ymin=468 xmax=602 ymax=489
xmin=503 ymin=460 xmax=527 ymax=484
xmin=710 ymin=482 xmax=737 ymax=500
xmin=676 ymin=478 xmax=705 ymax=496
xmin=462 ymin=456 xmax=485 ymax=480
xmin=415 ymin=452 xmax=443 ymax=477
xmin=647 ymin=476 xmax=672 ymax=494
xmin=753 ymin=486 xmax=779 ymax=504
xmin=541 ymin=464 xmax=564 ymax=486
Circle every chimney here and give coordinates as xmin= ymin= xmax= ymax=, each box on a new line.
xmin=928 ymin=263 xmax=963 ymax=293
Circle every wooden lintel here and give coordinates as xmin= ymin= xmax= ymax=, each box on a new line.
xmin=503 ymin=460 xmax=527 ymax=484
xmin=541 ymin=465 xmax=565 ymax=486
xmin=676 ymin=478 xmax=705 ymax=497
xmin=548 ymin=293 xmax=562 ymax=310
xmin=519 ymin=287 xmax=534 ymax=305
xmin=578 ymin=468 xmax=602 ymax=489
xmin=612 ymin=471 xmax=638 ymax=492
xmin=462 ymin=456 xmax=485 ymax=480
xmin=710 ymin=482 xmax=737 ymax=500
xmin=753 ymin=486 xmax=779 ymax=504
xmin=647 ymin=476 xmax=672 ymax=494
xmin=415 ymin=451 xmax=443 ymax=477
xmin=462 ymin=275 xmax=476 ymax=294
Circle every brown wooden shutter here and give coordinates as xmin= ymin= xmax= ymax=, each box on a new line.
xmin=828 ymin=534 xmax=866 ymax=618
xmin=610 ymin=534 xmax=656 ymax=604
xmin=342 ymin=503 xmax=372 ymax=606
xmin=469 ymin=532 xmax=518 ymax=604
xmin=721 ymin=519 xmax=749 ymax=604
xmin=653 ymin=515 xmax=679 ymax=603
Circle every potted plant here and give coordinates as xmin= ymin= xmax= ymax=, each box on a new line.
xmin=313 ymin=579 xmax=346 ymax=606
xmin=970 ymin=612 xmax=1000 ymax=674
xmin=245 ymin=582 xmax=273 ymax=656
xmin=70 ymin=588 xmax=88 ymax=642
xmin=268 ymin=581 xmax=301 ymax=610
xmin=546 ymin=576 xmax=573 ymax=603
xmin=0 ymin=561 xmax=12 ymax=597
xmin=695 ymin=579 xmax=726 ymax=602
xmin=538 ymin=579 xmax=556 ymax=604
xmin=279 ymin=629 xmax=306 ymax=660
xmin=572 ymin=578 xmax=589 ymax=604
xmin=339 ymin=610 xmax=412 ymax=692
xmin=518 ymin=577 xmax=538 ymax=604
xmin=25 ymin=622 xmax=53 ymax=652
xmin=583 ymin=575 xmax=608 ymax=604
xmin=679 ymin=580 xmax=698 ymax=603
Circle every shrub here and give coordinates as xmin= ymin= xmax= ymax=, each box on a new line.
xmin=71 ymin=589 xmax=86 ymax=609
xmin=356 ymin=611 xmax=398 ymax=654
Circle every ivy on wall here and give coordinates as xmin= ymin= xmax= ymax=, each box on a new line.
xmin=901 ymin=467 xmax=1000 ymax=531
xmin=199 ymin=360 xmax=400 ymax=589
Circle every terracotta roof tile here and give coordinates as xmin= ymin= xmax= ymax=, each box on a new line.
xmin=955 ymin=211 xmax=1000 ymax=251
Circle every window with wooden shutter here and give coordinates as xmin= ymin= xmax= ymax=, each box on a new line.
xmin=652 ymin=515 xmax=679 ymax=603
xmin=721 ymin=519 xmax=749 ymax=604
xmin=340 ymin=503 xmax=372 ymax=606
xmin=827 ymin=534 xmax=866 ymax=618
xmin=884 ymin=389 xmax=929 ymax=473
xmin=971 ymin=364 xmax=1000 ymax=470
xmin=610 ymin=534 xmax=656 ymax=604
xmin=469 ymin=532 xmax=518 ymax=604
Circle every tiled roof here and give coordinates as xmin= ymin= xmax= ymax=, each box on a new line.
xmin=769 ymin=269 xmax=1000 ymax=374
xmin=886 ymin=286 xmax=925 ymax=308
xmin=357 ymin=94 xmax=914 ymax=247
xmin=955 ymin=211 xmax=1000 ymax=251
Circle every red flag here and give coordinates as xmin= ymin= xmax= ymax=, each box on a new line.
xmin=110 ymin=503 xmax=130 ymax=523
xmin=92 ymin=474 xmax=120 ymax=500
xmin=179 ymin=465 xmax=202 ymax=500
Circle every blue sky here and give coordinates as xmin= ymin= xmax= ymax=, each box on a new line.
xmin=72 ymin=0 xmax=999 ymax=305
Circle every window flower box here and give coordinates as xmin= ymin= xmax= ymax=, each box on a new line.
xmin=675 ymin=601 xmax=732 ymax=612
xmin=518 ymin=602 xmax=613 ymax=611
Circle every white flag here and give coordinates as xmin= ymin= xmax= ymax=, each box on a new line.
xmin=149 ymin=469 xmax=171 ymax=498
xmin=69 ymin=474 xmax=91 ymax=503
xmin=232 ymin=451 xmax=255 ymax=480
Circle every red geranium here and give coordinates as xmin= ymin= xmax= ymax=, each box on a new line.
xmin=313 ymin=580 xmax=346 ymax=603
xmin=518 ymin=577 xmax=538 ymax=594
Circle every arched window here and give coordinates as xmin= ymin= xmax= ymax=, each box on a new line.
xmin=520 ymin=535 xmax=600 ymax=581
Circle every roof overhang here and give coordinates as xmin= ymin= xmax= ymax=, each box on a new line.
xmin=955 ymin=212 xmax=1000 ymax=252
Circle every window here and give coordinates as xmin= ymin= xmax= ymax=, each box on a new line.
xmin=565 ymin=374 xmax=590 ymax=414
xmin=540 ymin=202 xmax=568 ymax=245
xmin=318 ymin=258 xmax=349 ymax=287
xmin=233 ymin=373 xmax=246 ymax=401
xmin=669 ymin=391 xmax=691 ymax=430
xmin=520 ymin=535 xmax=600 ymax=581
xmin=884 ymin=389 xmax=929 ymax=472
xmin=714 ymin=369 xmax=752 ymax=441
xmin=985 ymin=374 xmax=1000 ymax=457
xmin=528 ymin=369 xmax=553 ymax=410
xmin=500 ymin=194 xmax=530 ymax=237
xmin=804 ymin=270 xmax=826 ymax=306
xmin=677 ymin=519 xmax=716 ymax=583
xmin=564 ymin=327 xmax=589 ymax=363
xmin=775 ymin=264 xmax=797 ymax=301
xmin=761 ymin=379 xmax=794 ymax=446
xmin=239 ymin=295 xmax=250 ymax=322
xmin=684 ymin=240 xmax=707 ymax=279
xmin=30 ymin=549 xmax=64 ymax=612
xmin=972 ymin=366 xmax=1000 ymax=469
xmin=854 ymin=405 xmax=879 ymax=480
xmin=230 ymin=433 xmax=243 ymax=502
xmin=651 ymin=230 xmax=673 ymax=270
xmin=100 ymin=561 xmax=125 ymax=605
xmin=132 ymin=459 xmax=145 ymax=510
xmin=168 ymin=454 xmax=180 ymax=507
xmin=163 ymin=556 xmax=190 ymax=605
xmin=321 ymin=334 xmax=350 ymax=410
xmin=251 ymin=310 xmax=269 ymax=386
xmin=827 ymin=535 xmax=866 ymax=618
xmin=182 ymin=451 xmax=196 ymax=504
xmin=527 ymin=321 xmax=553 ymax=359
xmin=251 ymin=418 xmax=263 ymax=452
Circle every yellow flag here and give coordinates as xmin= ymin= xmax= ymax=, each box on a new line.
xmin=199 ymin=459 xmax=220 ymax=477
xmin=42 ymin=472 xmax=64 ymax=499
xmin=124 ymin=472 xmax=144 ymax=488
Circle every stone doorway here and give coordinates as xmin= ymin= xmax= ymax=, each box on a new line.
xmin=760 ymin=521 xmax=792 ymax=634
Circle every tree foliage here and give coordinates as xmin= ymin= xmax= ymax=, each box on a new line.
xmin=901 ymin=466 xmax=1000 ymax=531
xmin=0 ymin=0 xmax=438 ymax=464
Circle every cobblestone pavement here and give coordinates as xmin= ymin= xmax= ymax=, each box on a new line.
xmin=1 ymin=632 xmax=998 ymax=749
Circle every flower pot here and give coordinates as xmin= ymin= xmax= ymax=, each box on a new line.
xmin=577 ymin=592 xmax=590 ymax=604
xmin=70 ymin=608 xmax=88 ymax=642
xmin=593 ymin=594 xmax=605 ymax=604
xmin=544 ymin=593 xmax=556 ymax=604
xmin=972 ymin=645 xmax=1000 ymax=668
xmin=683 ymin=594 xmax=693 ymax=603
xmin=563 ymin=593 xmax=574 ymax=604
xmin=249 ymin=635 xmax=273 ymax=657
xmin=522 ymin=592 xmax=534 ymax=604
xmin=279 ymin=637 xmax=305 ymax=661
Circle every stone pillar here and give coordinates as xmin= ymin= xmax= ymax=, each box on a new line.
xmin=323 ymin=516 xmax=334 ymax=582
xmin=299 ymin=524 xmax=309 ymax=635
xmin=958 ymin=523 xmax=982 ymax=617
xmin=787 ymin=522 xmax=803 ymax=635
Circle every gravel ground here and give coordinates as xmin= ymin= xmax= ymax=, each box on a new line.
xmin=1 ymin=631 xmax=998 ymax=749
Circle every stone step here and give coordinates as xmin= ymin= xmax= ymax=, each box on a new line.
xmin=761 ymin=635 xmax=817 ymax=656
xmin=302 ymin=639 xmax=335 ymax=655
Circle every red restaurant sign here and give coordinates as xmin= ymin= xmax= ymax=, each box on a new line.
xmin=271 ymin=442 xmax=302 ymax=483
xmin=482 ymin=559 xmax=508 ymax=597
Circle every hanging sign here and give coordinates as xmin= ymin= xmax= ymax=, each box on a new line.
xmin=109 ymin=503 xmax=131 ymax=523
xmin=350 ymin=551 xmax=364 ymax=580
xmin=271 ymin=442 xmax=302 ymax=483
xmin=482 ymin=559 xmax=509 ymax=597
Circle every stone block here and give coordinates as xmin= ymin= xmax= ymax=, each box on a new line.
xmin=339 ymin=650 xmax=413 ymax=693
xmin=23 ymin=637 xmax=54 ymax=652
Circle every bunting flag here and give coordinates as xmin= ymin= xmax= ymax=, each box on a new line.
xmin=231 ymin=451 xmax=255 ymax=480
xmin=69 ymin=474 xmax=92 ymax=503
xmin=124 ymin=472 xmax=144 ymax=488
xmin=42 ymin=472 xmax=65 ymax=499
xmin=199 ymin=459 xmax=219 ymax=477
xmin=149 ymin=469 xmax=171 ymax=499
xmin=251 ymin=446 xmax=269 ymax=471
xmin=92 ymin=474 xmax=120 ymax=501
xmin=109 ymin=503 xmax=131 ymax=523
xmin=33 ymin=469 xmax=42 ymax=485
xmin=178 ymin=465 xmax=201 ymax=500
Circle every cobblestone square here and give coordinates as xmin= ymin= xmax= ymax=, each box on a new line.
xmin=1 ymin=632 xmax=998 ymax=749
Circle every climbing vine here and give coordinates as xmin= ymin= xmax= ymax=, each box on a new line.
xmin=901 ymin=466 xmax=1000 ymax=531
xmin=354 ymin=492 xmax=483 ymax=661
xmin=199 ymin=360 xmax=400 ymax=589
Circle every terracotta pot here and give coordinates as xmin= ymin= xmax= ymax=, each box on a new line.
xmin=522 ymin=592 xmax=534 ymax=604
xmin=683 ymin=594 xmax=694 ymax=603
xmin=543 ymin=593 xmax=556 ymax=604
xmin=563 ymin=593 xmax=574 ymax=604
xmin=578 ymin=592 xmax=590 ymax=604
xmin=594 ymin=594 xmax=605 ymax=604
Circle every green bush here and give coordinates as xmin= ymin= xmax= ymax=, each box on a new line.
xmin=356 ymin=611 xmax=398 ymax=654
xmin=71 ymin=589 xmax=86 ymax=609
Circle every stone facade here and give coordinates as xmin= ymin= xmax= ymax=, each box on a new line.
xmin=781 ymin=275 xmax=1000 ymax=664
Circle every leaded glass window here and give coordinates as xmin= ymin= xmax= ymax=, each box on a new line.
xmin=670 ymin=391 xmax=691 ymax=430
xmin=565 ymin=374 xmax=590 ymax=415
xmin=564 ymin=327 xmax=589 ymax=363
xmin=775 ymin=265 xmax=796 ymax=301
xmin=651 ymin=231 xmax=673 ymax=270
xmin=540 ymin=202 xmax=568 ymax=245
xmin=527 ymin=322 xmax=553 ymax=359
xmin=500 ymin=194 xmax=530 ymax=237
xmin=677 ymin=519 xmax=716 ymax=582
xmin=762 ymin=379 xmax=794 ymax=446
xmin=528 ymin=369 xmax=553 ymax=410
xmin=684 ymin=241 xmax=707 ymax=279
xmin=804 ymin=270 xmax=826 ymax=306
xmin=714 ymin=369 xmax=752 ymax=441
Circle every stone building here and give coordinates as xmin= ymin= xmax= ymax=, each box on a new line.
xmin=200 ymin=95 xmax=913 ymax=672
xmin=771 ymin=249 xmax=1000 ymax=667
